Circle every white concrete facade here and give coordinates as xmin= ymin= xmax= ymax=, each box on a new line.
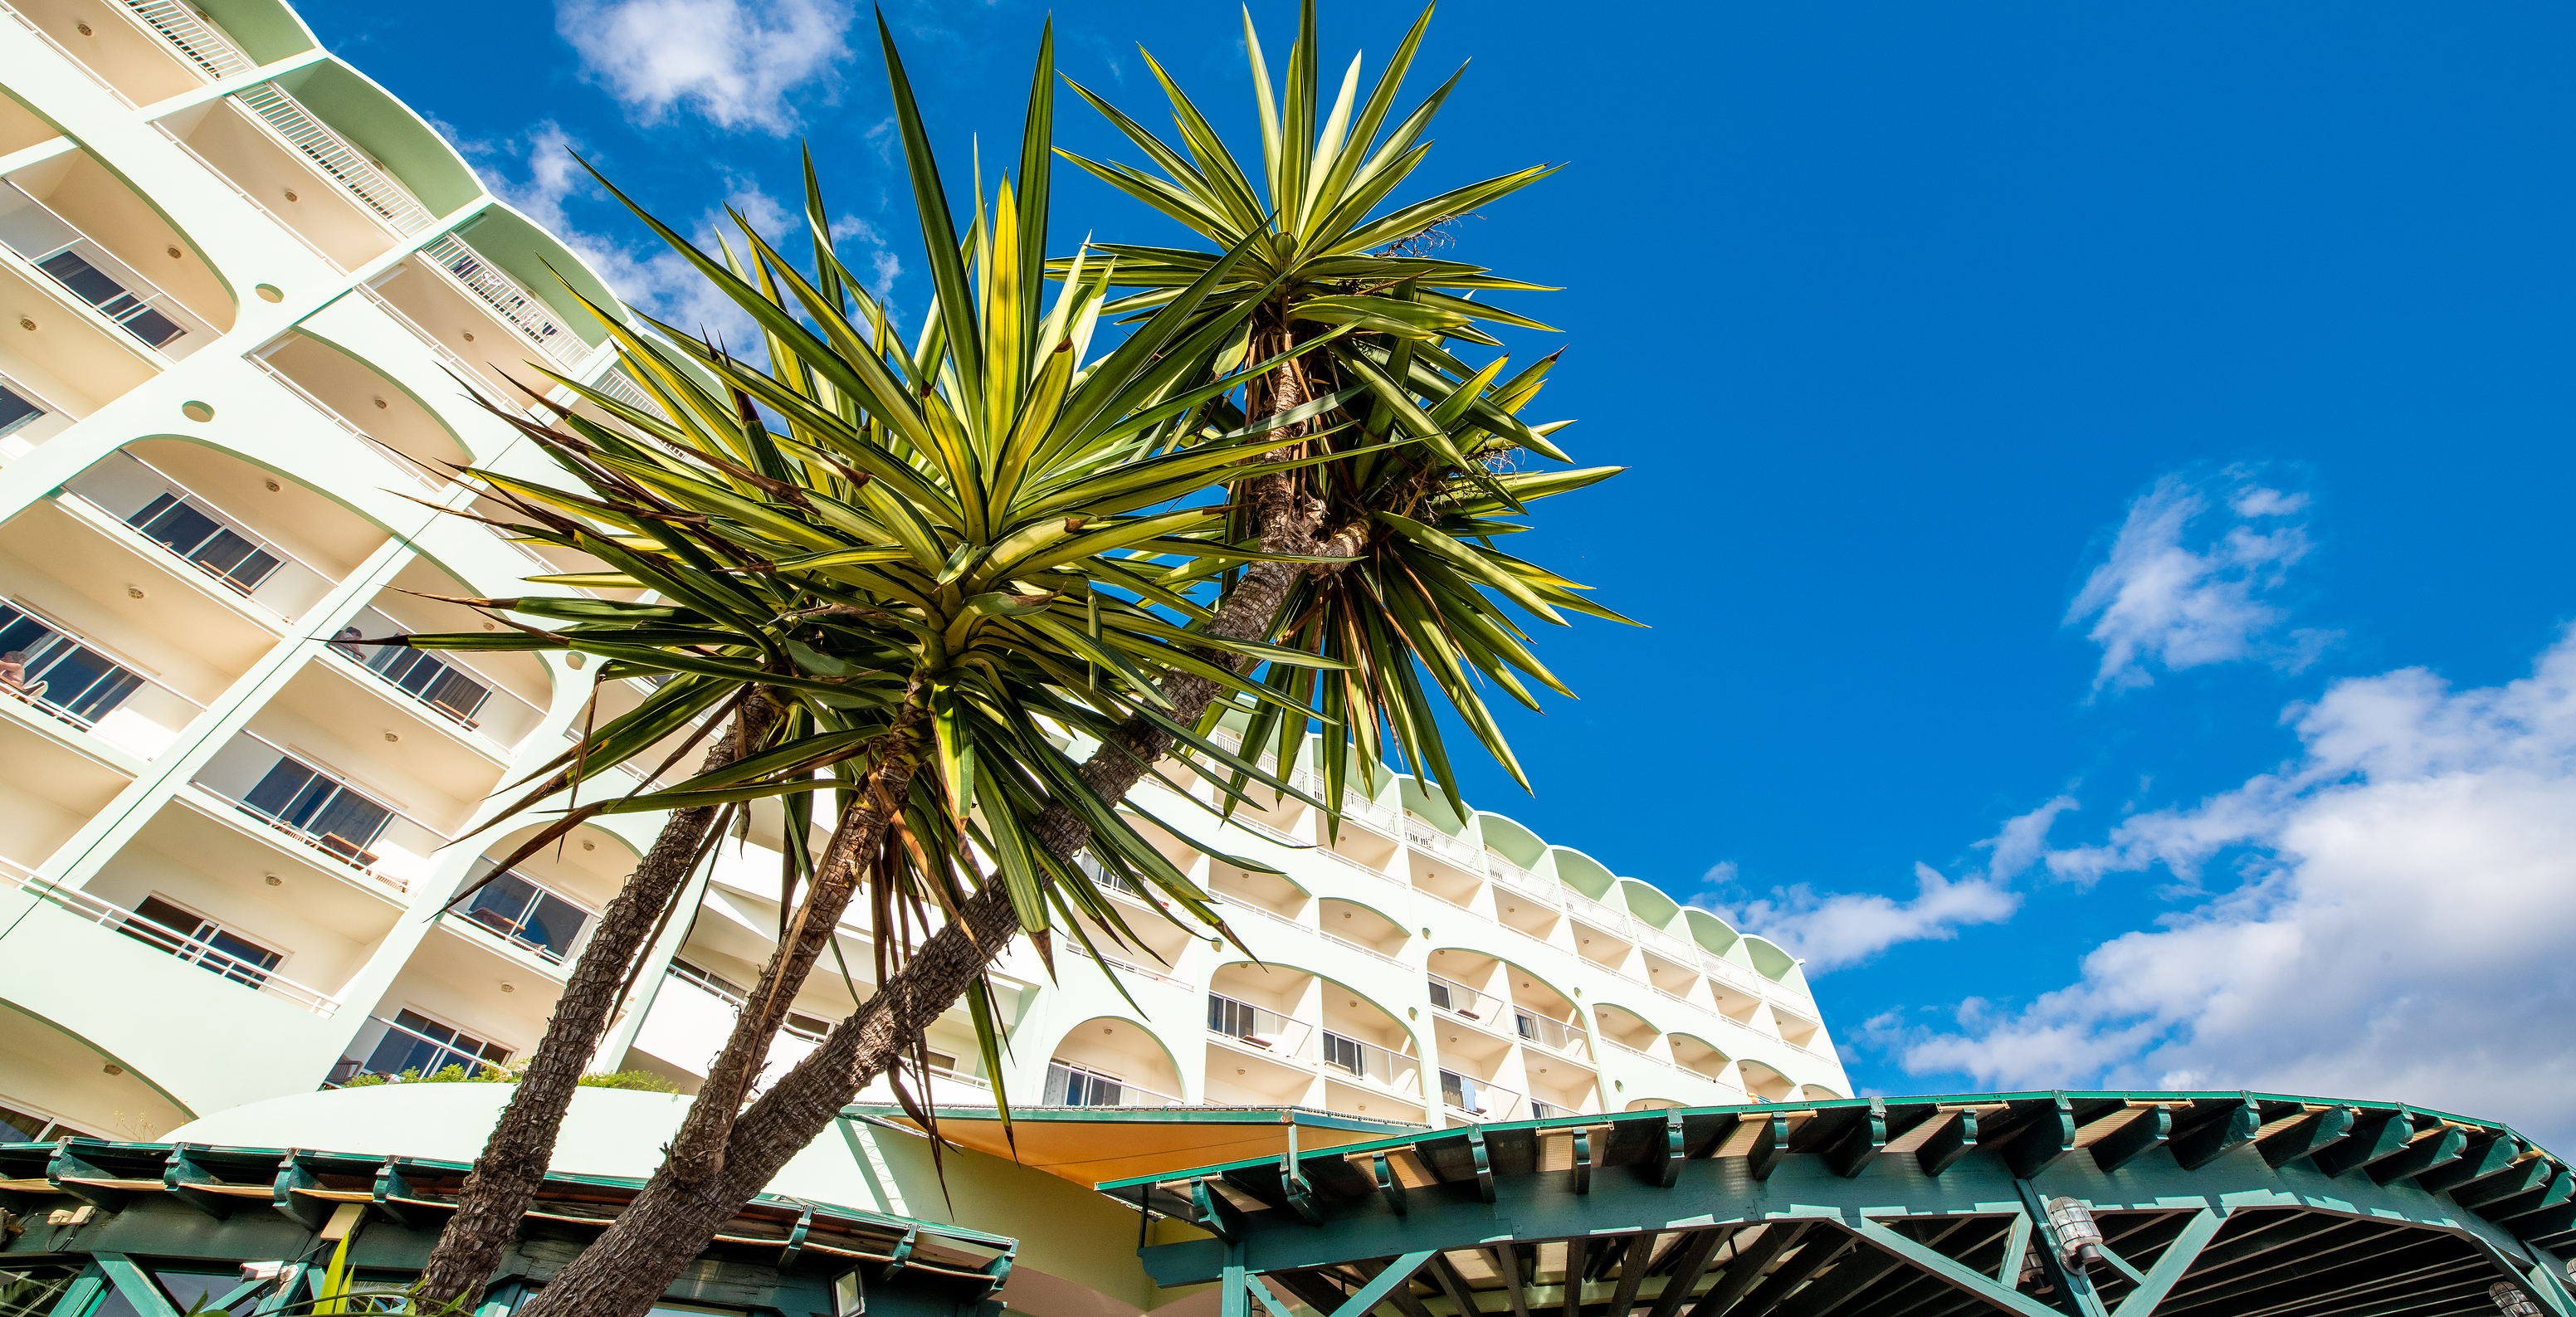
xmin=0 ymin=0 xmax=1847 ymax=1153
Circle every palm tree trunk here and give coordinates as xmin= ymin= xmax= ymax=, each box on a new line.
xmin=507 ymin=340 xmax=1341 ymax=1317
xmin=415 ymin=697 xmax=776 ymax=1308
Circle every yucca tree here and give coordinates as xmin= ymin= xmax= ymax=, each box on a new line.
xmin=413 ymin=8 xmax=1626 ymax=1315
xmin=1053 ymin=0 xmax=1628 ymax=819
xmin=407 ymin=23 xmax=1350 ymax=1310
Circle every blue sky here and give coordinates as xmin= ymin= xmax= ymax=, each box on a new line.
xmin=310 ymin=1 xmax=2576 ymax=1142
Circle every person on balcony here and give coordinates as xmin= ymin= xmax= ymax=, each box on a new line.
xmin=0 ymin=650 xmax=45 ymax=701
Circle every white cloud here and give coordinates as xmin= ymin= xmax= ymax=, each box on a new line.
xmin=1901 ymin=626 xmax=2576 ymax=1148
xmin=472 ymin=124 xmax=906 ymax=352
xmin=557 ymin=0 xmax=853 ymax=135
xmin=2066 ymin=469 xmax=2334 ymax=691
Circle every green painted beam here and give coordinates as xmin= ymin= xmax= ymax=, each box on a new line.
xmin=92 ymin=1253 xmax=181 ymax=1317
xmin=2369 ymin=1126 xmax=2468 ymax=1187
xmin=1848 ymin=1221 xmax=2058 ymax=1317
xmin=2256 ymin=1106 xmax=2356 ymax=1170
xmin=2310 ymin=1109 xmax=2415 ymax=1178
xmin=1641 ymin=1228 xmax=1729 ymax=1317
xmin=1681 ymin=1222 xmax=1803 ymax=1317
xmin=1915 ymin=1112 xmax=1978 ymax=1179
xmin=1329 ymin=1252 xmax=1437 ymax=1317
xmin=2090 ymin=1110 xmax=2169 ymax=1175
xmin=2172 ymin=1101 xmax=2258 ymax=1171
xmin=2105 ymin=1209 xmax=2222 ymax=1317
xmin=2003 ymin=1096 xmax=2076 ymax=1180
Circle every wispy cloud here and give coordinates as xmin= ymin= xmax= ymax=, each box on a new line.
xmin=1709 ymin=797 xmax=2072 ymax=973
xmin=2067 ymin=468 xmax=2334 ymax=692
xmin=557 ymin=0 xmax=853 ymax=134
xmin=1898 ymin=626 xmax=2576 ymax=1149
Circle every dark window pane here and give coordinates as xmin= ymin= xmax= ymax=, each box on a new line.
xmin=305 ymin=787 xmax=391 ymax=852
xmin=37 ymin=249 xmax=124 ymax=306
xmin=131 ymin=494 xmax=219 ymax=556
xmin=464 ymin=871 xmax=537 ymax=935
xmin=119 ymin=305 xmax=184 ymax=348
xmin=0 ymin=382 xmax=41 ymax=437
xmin=519 ymin=891 xmax=588 ymax=959
xmin=242 ymin=758 xmax=319 ymax=822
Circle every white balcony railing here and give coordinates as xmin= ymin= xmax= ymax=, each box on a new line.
xmin=421 ymin=233 xmax=585 ymax=368
xmin=1318 ymin=1030 xmax=1409 ymax=1091
xmin=1438 ymin=1069 xmax=1520 ymax=1121
xmin=1403 ymin=820 xmax=1484 ymax=871
xmin=60 ymin=450 xmax=338 ymax=622
xmin=0 ymin=597 xmax=204 ymax=759
xmin=1700 ymin=954 xmax=1767 ymax=994
xmin=1427 ymin=972 xmax=1508 ymax=1028
xmin=1512 ymin=1008 xmax=1588 ymax=1058
xmin=1207 ymin=992 xmax=1315 ymax=1060
xmin=1560 ymin=889 xmax=1633 ymax=938
xmin=446 ymin=856 xmax=594 ymax=966
xmin=1484 ymin=851 xmax=1559 ymax=905
xmin=190 ymin=729 xmax=450 ymax=895
xmin=1043 ymin=1061 xmax=1183 ymax=1109
xmin=324 ymin=1011 xmax=509 ymax=1086
xmin=0 ymin=861 xmax=340 ymax=1016
xmin=1636 ymin=922 xmax=1700 ymax=960
xmin=115 ymin=0 xmax=251 ymax=80
xmin=1322 ymin=929 xmax=1405 ymax=967
xmin=329 ymin=607 xmax=546 ymax=752
xmin=234 ymin=84 xmax=433 ymax=237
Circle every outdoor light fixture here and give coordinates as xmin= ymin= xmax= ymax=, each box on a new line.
xmin=2045 ymin=1197 xmax=2106 ymax=1273
xmin=829 ymin=1266 xmax=866 ymax=1317
xmin=2491 ymin=1282 xmax=2544 ymax=1317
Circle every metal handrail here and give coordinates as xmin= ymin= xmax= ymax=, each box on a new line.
xmin=234 ymin=84 xmax=432 ymax=235
xmin=1043 ymin=1060 xmax=1183 ymax=1109
xmin=191 ymin=727 xmax=453 ymax=895
xmin=1427 ymin=972 xmax=1508 ymax=1026
xmin=586 ymin=366 xmax=669 ymax=419
xmin=1511 ymin=1008 xmax=1585 ymax=1055
xmin=60 ymin=448 xmax=340 ymax=621
xmin=1437 ymin=1068 xmax=1520 ymax=1120
xmin=1219 ymin=899 xmax=1308 ymax=933
xmin=0 ymin=862 xmax=339 ymax=1015
xmin=1207 ymin=992 xmax=1315 ymax=1059
xmin=243 ymin=355 xmax=446 ymax=491
xmin=1321 ymin=930 xmax=1404 ymax=966
xmin=1064 ymin=943 xmax=1186 ymax=989
xmin=1560 ymin=889 xmax=1634 ymax=937
xmin=113 ymin=0 xmax=250 ymax=80
xmin=0 ymin=594 xmax=204 ymax=756
xmin=1403 ymin=820 xmax=1483 ymax=870
xmin=1484 ymin=852 xmax=1559 ymax=905
xmin=1316 ymin=1029 xmax=1408 ymax=1090
xmin=420 ymin=233 xmax=584 ymax=368
xmin=1700 ymin=954 xmax=1767 ymax=994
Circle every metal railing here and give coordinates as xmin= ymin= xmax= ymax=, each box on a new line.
xmin=234 ymin=84 xmax=432 ymax=236
xmin=587 ymin=367 xmax=669 ymax=419
xmin=1768 ymin=977 xmax=1819 ymax=1011
xmin=1513 ymin=1008 xmax=1587 ymax=1056
xmin=244 ymin=354 xmax=447 ymax=492
xmin=1427 ymin=972 xmax=1508 ymax=1027
xmin=1339 ymin=795 xmax=1401 ymax=837
xmin=1065 ymin=943 xmax=1187 ymax=990
xmin=330 ymin=606 xmax=545 ymax=750
xmin=1207 ymin=992 xmax=1315 ymax=1059
xmin=1042 ymin=1061 xmax=1183 ymax=1109
xmin=421 ymin=233 xmax=584 ymax=368
xmin=1560 ymin=888 xmax=1633 ymax=937
xmin=190 ymin=729 xmax=449 ymax=895
xmin=1317 ymin=1030 xmax=1407 ymax=1090
xmin=664 ymin=959 xmax=832 ymax=1042
xmin=1484 ymin=851 xmax=1559 ymax=905
xmin=1230 ymin=814 xmax=1305 ymax=848
xmin=1634 ymin=921 xmax=1700 ymax=960
xmin=1437 ymin=1069 xmax=1520 ymax=1120
xmin=0 ymin=861 xmax=339 ymax=1016
xmin=1322 ymin=929 xmax=1405 ymax=966
xmin=448 ymin=858 xmax=593 ymax=965
xmin=1218 ymin=898 xmax=1308 ymax=934
xmin=0 ymin=597 xmax=202 ymax=759
xmin=115 ymin=0 xmax=251 ymax=80
xmin=1318 ymin=844 xmax=1401 ymax=883
xmin=61 ymin=449 xmax=337 ymax=622
xmin=1700 ymin=954 xmax=1767 ymax=994
xmin=1403 ymin=820 xmax=1484 ymax=870
xmin=0 ymin=183 xmax=214 ymax=357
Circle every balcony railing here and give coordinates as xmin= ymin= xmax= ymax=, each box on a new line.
xmin=1700 ymin=954 xmax=1766 ymax=994
xmin=0 ymin=183 xmax=215 ymax=357
xmin=244 ymin=354 xmax=446 ymax=492
xmin=115 ymin=0 xmax=251 ymax=80
xmin=1322 ymin=929 xmax=1404 ymax=966
xmin=329 ymin=607 xmax=544 ymax=750
xmin=324 ymin=1010 xmax=510 ymax=1086
xmin=1560 ymin=889 xmax=1633 ymax=939
xmin=234 ymin=84 xmax=433 ymax=237
xmin=190 ymin=730 xmax=449 ymax=894
xmin=666 ymin=959 xmax=830 ymax=1042
xmin=1635 ymin=922 xmax=1700 ymax=960
xmin=0 ymin=862 xmax=339 ymax=1016
xmin=61 ymin=450 xmax=336 ymax=622
xmin=450 ymin=858 xmax=593 ymax=965
xmin=1207 ymin=992 xmax=1315 ymax=1060
xmin=1513 ymin=1008 xmax=1587 ymax=1056
xmin=421 ymin=233 xmax=585 ymax=368
xmin=1403 ymin=820 xmax=1484 ymax=871
xmin=1484 ymin=852 xmax=1559 ymax=905
xmin=0 ymin=598 xmax=202 ymax=758
xmin=1427 ymin=972 xmax=1508 ymax=1027
xmin=1042 ymin=1060 xmax=1183 ymax=1109
xmin=1065 ymin=943 xmax=1186 ymax=990
xmin=1317 ymin=1030 xmax=1407 ymax=1089
xmin=1437 ymin=1069 xmax=1520 ymax=1121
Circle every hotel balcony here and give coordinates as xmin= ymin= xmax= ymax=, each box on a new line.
xmin=0 ymin=865 xmax=338 ymax=1015
xmin=1437 ymin=1066 xmax=1520 ymax=1124
xmin=438 ymin=857 xmax=593 ymax=975
xmin=328 ymin=602 xmax=547 ymax=757
xmin=1317 ymin=898 xmax=1411 ymax=965
xmin=4 ymin=0 xmax=280 ymax=107
xmin=1203 ymin=978 xmax=1320 ymax=1107
xmin=52 ymin=444 xmax=381 ymax=632
xmin=1040 ymin=1060 xmax=1179 ymax=1110
xmin=324 ymin=1009 xmax=510 ymax=1085
xmin=0 ymin=254 xmax=158 ymax=453
xmin=187 ymin=728 xmax=451 ymax=895
xmin=250 ymin=332 xmax=471 ymax=487
xmin=0 ymin=595 xmax=203 ymax=760
xmin=154 ymin=61 xmax=475 ymax=273
xmin=366 ymin=231 xmax=598 ymax=406
xmin=0 ymin=706 xmax=129 ymax=871
xmin=2 ymin=150 xmax=230 ymax=366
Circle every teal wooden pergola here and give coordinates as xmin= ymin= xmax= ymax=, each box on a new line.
xmin=1102 ymin=1091 xmax=2576 ymax=1317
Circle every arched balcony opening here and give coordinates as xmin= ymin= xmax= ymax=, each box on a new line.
xmin=1045 ymin=1017 xmax=1184 ymax=1109
xmin=329 ymin=557 xmax=552 ymax=755
xmin=251 ymin=331 xmax=473 ymax=484
xmin=0 ymin=1002 xmax=188 ymax=1144
xmin=1738 ymin=1059 xmax=1796 ymax=1104
xmin=1208 ymin=861 xmax=1309 ymax=927
xmin=1668 ymin=1033 xmax=1739 ymax=1093
xmin=7 ymin=0 xmax=304 ymax=108
xmin=1205 ymin=962 xmax=1320 ymax=1107
xmin=1316 ymin=897 xmax=1408 ymax=964
xmin=2 ymin=147 xmax=231 ymax=370
xmin=1592 ymin=1002 xmax=1660 ymax=1061
xmin=1315 ymin=982 xmax=1422 ymax=1123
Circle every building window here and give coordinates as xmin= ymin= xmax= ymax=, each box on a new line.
xmin=1320 ymin=1032 xmax=1364 ymax=1076
xmin=461 ymin=867 xmax=590 ymax=962
xmin=239 ymin=755 xmax=393 ymax=862
xmin=125 ymin=493 xmax=281 ymax=595
xmin=121 ymin=895 xmax=284 ymax=988
xmin=0 ymin=603 xmax=144 ymax=725
xmin=0 ymin=381 xmax=41 ymax=439
xmin=334 ymin=1008 xmax=510 ymax=1084
xmin=34 ymin=248 xmax=185 ymax=348
xmin=332 ymin=621 xmax=492 ymax=728
xmin=1042 ymin=1061 xmax=1125 ymax=1108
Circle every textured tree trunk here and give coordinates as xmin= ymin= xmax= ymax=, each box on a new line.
xmin=414 ymin=698 xmax=775 ymax=1309
xmin=510 ymin=319 xmax=1349 ymax=1317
